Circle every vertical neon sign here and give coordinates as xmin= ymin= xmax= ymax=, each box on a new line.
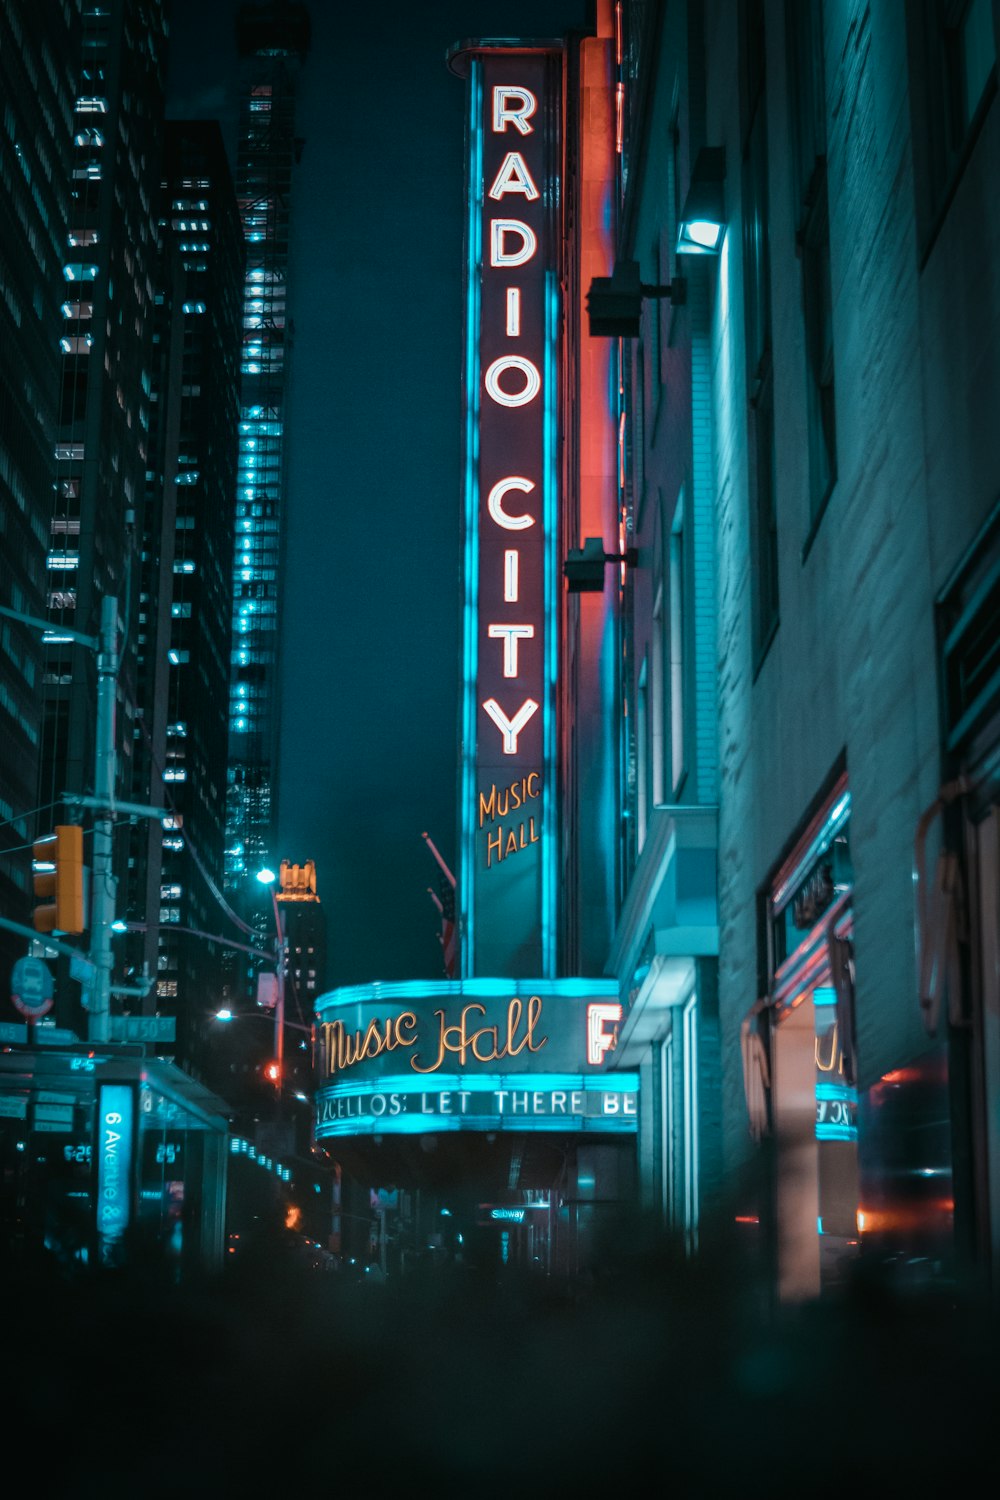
xmin=460 ymin=46 xmax=562 ymax=978
xmin=96 ymin=1082 xmax=135 ymax=1266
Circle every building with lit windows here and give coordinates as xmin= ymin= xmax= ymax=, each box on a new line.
xmin=273 ymin=857 xmax=326 ymax=1142
xmin=0 ymin=4 xmax=242 ymax=1281
xmin=36 ymin=0 xmax=169 ymax=1036
xmin=0 ymin=2 xmax=79 ymax=979
xmin=223 ymin=1 xmax=311 ymax=956
xmin=276 ymin=858 xmax=327 ymax=1011
xmin=123 ymin=119 xmax=243 ymax=1075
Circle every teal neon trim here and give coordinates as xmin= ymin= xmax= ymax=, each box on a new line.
xmin=318 ymin=1071 xmax=640 ymax=1098
xmin=815 ymin=1081 xmax=857 ymax=1102
xmin=316 ymin=1114 xmax=639 ymax=1138
xmin=461 ymin=60 xmax=484 ymax=977
xmin=316 ymin=975 xmax=621 ymax=1012
xmin=815 ymin=1124 xmax=858 ymax=1143
xmin=541 ymin=269 xmax=559 ymax=976
xmin=773 ymin=791 xmax=852 ymax=914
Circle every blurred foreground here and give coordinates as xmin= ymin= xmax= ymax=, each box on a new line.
xmin=4 ymin=1211 xmax=998 ymax=1495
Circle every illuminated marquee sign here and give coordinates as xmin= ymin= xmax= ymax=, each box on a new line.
xmin=459 ymin=46 xmax=563 ymax=977
xmin=315 ymin=1078 xmax=637 ymax=1137
xmin=314 ymin=979 xmax=636 ymax=1139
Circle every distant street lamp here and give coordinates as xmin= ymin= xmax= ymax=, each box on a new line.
xmin=210 ymin=1005 xmax=309 ymax=1035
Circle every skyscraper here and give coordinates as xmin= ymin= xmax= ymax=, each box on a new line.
xmin=124 ymin=119 xmax=242 ymax=1069
xmin=38 ymin=0 xmax=169 ymax=1032
xmin=224 ymin=2 xmax=311 ymax=952
xmin=0 ymin=3 xmax=79 ymax=979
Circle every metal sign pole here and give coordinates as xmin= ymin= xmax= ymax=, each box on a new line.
xmin=87 ymin=595 xmax=119 ymax=1044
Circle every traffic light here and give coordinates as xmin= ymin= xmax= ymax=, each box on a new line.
xmin=32 ymin=824 xmax=85 ymax=934
xmin=264 ymin=1060 xmax=281 ymax=1085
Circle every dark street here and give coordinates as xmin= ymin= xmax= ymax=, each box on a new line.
xmin=7 ymin=1213 xmax=997 ymax=1495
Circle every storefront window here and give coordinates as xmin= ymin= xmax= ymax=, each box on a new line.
xmin=768 ymin=773 xmax=860 ymax=1297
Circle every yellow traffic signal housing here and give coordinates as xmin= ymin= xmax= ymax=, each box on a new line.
xmin=33 ymin=824 xmax=85 ymax=934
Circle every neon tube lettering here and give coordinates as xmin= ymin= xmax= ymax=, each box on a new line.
xmin=484 ymin=355 xmax=540 ymax=407
xmin=488 ymin=151 xmax=539 ymax=200
xmin=482 ymin=696 xmax=539 ymax=754
xmin=490 ymin=219 xmax=537 ymax=267
xmin=586 ymin=1002 xmax=622 ymax=1065
xmin=504 ymin=549 xmax=519 ymax=601
xmin=492 ymin=86 xmax=537 ymax=134
xmin=506 ymin=287 xmax=521 ymax=336
xmin=409 ymin=996 xmax=547 ymax=1074
xmin=487 ymin=476 xmax=535 ymax=530
xmin=479 ymin=773 xmax=540 ymax=826
xmin=488 ymin=623 xmax=534 ymax=677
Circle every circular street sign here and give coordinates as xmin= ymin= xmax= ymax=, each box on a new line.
xmin=11 ymin=955 xmax=55 ymax=1019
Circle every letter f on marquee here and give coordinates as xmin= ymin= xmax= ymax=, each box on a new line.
xmin=482 ymin=697 xmax=538 ymax=754
xmin=587 ymin=1002 xmax=623 ymax=1065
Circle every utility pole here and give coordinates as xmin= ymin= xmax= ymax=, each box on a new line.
xmin=0 ymin=595 xmax=163 ymax=1043
xmin=88 ymin=594 xmax=119 ymax=1044
xmin=272 ymin=889 xmax=286 ymax=1117
xmin=256 ymin=868 xmax=287 ymax=1119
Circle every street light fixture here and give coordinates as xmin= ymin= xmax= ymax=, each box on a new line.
xmin=563 ymin=536 xmax=639 ymax=592
xmin=585 ymin=258 xmax=686 ymax=338
xmin=676 ymin=146 xmax=727 ymax=256
xmin=211 ymin=1006 xmax=309 ymax=1035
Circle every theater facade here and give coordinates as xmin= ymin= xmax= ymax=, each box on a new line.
xmin=314 ymin=26 xmax=655 ymax=1278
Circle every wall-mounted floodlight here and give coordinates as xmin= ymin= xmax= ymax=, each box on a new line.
xmin=564 ymin=536 xmax=639 ymax=592
xmin=586 ymin=259 xmax=686 ymax=338
xmin=676 ymin=146 xmax=726 ymax=255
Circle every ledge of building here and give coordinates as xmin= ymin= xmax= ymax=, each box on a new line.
xmin=614 ymin=953 xmax=697 ymax=1063
xmin=606 ymin=803 xmax=718 ymax=988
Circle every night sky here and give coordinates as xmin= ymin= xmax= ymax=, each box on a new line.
xmin=165 ymin=2 xmax=591 ymax=986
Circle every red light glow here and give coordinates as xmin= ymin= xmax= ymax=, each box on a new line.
xmin=878 ymin=1068 xmax=921 ymax=1085
xmin=857 ymin=1200 xmax=954 ymax=1235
